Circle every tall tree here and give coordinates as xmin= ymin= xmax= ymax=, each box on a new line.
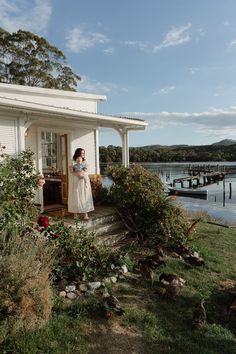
xmin=0 ymin=28 xmax=80 ymax=91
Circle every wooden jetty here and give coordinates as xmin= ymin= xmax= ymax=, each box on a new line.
xmin=173 ymin=171 xmax=226 ymax=188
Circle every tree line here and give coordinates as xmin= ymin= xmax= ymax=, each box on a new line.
xmin=99 ymin=144 xmax=236 ymax=163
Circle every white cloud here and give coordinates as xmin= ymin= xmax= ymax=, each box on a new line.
xmin=78 ymin=75 xmax=127 ymax=95
xmin=158 ymin=85 xmax=176 ymax=95
xmin=121 ymin=106 xmax=236 ymax=139
xmin=154 ymin=23 xmax=192 ymax=51
xmin=229 ymin=39 xmax=236 ymax=47
xmin=123 ymin=23 xmax=192 ymax=53
xmin=66 ymin=26 xmax=110 ymax=53
xmin=103 ymin=47 xmax=114 ymax=55
xmin=0 ymin=0 xmax=52 ymax=33
xmin=188 ymin=67 xmax=200 ymax=75
xmin=123 ymin=40 xmax=151 ymax=51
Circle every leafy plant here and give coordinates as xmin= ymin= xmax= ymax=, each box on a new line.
xmin=106 ymin=164 xmax=188 ymax=247
xmin=41 ymin=219 xmax=122 ymax=283
xmin=0 ymin=149 xmax=42 ymax=234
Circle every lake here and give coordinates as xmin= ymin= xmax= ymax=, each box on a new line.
xmin=102 ymin=162 xmax=236 ymax=225
xmin=142 ymin=162 xmax=236 ymax=225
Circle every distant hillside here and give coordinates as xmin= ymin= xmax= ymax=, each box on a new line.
xmin=140 ymin=144 xmax=189 ymax=149
xmin=139 ymin=139 xmax=236 ymax=149
xmin=211 ymin=139 xmax=236 ymax=146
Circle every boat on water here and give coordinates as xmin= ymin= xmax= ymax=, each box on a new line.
xmin=168 ymin=186 xmax=208 ymax=197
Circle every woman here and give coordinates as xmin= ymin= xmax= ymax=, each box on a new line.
xmin=68 ymin=148 xmax=94 ymax=220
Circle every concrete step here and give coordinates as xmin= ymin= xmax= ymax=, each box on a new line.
xmin=86 ymin=220 xmax=125 ymax=236
xmin=95 ymin=228 xmax=130 ymax=247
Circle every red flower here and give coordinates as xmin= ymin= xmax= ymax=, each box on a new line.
xmin=37 ymin=215 xmax=49 ymax=228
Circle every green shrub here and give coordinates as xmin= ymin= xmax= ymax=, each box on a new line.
xmin=0 ymin=149 xmax=41 ymax=233
xmin=106 ymin=164 xmax=188 ymax=247
xmin=41 ymin=220 xmax=122 ymax=283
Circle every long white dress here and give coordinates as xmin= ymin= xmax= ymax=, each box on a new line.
xmin=68 ymin=162 xmax=94 ymax=214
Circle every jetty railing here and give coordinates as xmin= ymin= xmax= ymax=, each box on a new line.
xmin=173 ymin=172 xmax=226 ymax=188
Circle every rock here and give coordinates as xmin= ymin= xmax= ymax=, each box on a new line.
xmin=59 ymin=291 xmax=66 ymax=298
xmin=103 ymin=277 xmax=111 ymax=284
xmin=121 ymin=265 xmax=128 ymax=273
xmin=65 ymin=285 xmax=76 ymax=292
xmin=62 ymin=298 xmax=73 ymax=308
xmin=110 ymin=276 xmax=117 ymax=284
xmin=87 ymin=281 xmax=101 ymax=290
xmin=79 ymin=283 xmax=88 ymax=292
xmin=118 ymin=274 xmax=126 ymax=281
xmin=85 ymin=290 xmax=95 ymax=297
xmin=66 ymin=292 xmax=77 ymax=300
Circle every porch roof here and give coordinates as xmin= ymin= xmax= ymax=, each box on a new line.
xmin=0 ymin=84 xmax=147 ymax=131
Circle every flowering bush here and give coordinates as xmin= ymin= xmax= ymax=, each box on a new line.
xmin=106 ymin=164 xmax=188 ymax=247
xmin=37 ymin=215 xmax=50 ymax=228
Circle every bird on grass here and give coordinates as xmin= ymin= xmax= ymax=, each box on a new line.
xmin=102 ymin=287 xmax=124 ymax=317
xmin=159 ymin=273 xmax=186 ymax=286
xmin=183 ymin=254 xmax=205 ymax=267
xmin=192 ymin=298 xmax=206 ymax=328
xmin=138 ymin=255 xmax=166 ymax=288
xmin=138 ymin=260 xmax=155 ymax=288
xmin=164 ymin=279 xmax=184 ymax=300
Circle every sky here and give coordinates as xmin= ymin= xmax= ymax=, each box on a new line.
xmin=1 ymin=0 xmax=236 ymax=147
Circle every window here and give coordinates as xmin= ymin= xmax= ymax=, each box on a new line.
xmin=41 ymin=131 xmax=58 ymax=171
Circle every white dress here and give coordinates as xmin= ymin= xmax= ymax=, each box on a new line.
xmin=68 ymin=162 xmax=94 ymax=214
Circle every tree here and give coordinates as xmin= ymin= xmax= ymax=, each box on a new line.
xmin=0 ymin=28 xmax=80 ymax=91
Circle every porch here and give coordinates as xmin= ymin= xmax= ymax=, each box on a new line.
xmin=44 ymin=204 xmax=130 ymax=247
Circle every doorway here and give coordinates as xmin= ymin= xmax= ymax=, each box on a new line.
xmin=41 ymin=131 xmax=68 ymax=207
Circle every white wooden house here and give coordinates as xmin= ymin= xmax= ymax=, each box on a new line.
xmin=0 ymin=83 xmax=147 ymax=210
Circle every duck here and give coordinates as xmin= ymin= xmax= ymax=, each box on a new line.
xmin=159 ymin=273 xmax=186 ymax=286
xmin=102 ymin=287 xmax=124 ymax=316
xmin=138 ymin=261 xmax=155 ymax=288
xmin=183 ymin=254 xmax=205 ymax=266
xmin=164 ymin=279 xmax=183 ymax=300
xmin=192 ymin=299 xmax=206 ymax=328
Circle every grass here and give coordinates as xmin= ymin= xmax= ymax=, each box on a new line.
xmin=1 ymin=221 xmax=236 ymax=354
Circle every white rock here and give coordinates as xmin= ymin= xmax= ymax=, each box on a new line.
xmin=59 ymin=291 xmax=66 ymax=298
xmin=65 ymin=285 xmax=76 ymax=292
xmin=121 ymin=265 xmax=128 ymax=274
xmin=79 ymin=284 xmax=88 ymax=292
xmin=66 ymin=292 xmax=77 ymax=300
xmin=87 ymin=281 xmax=101 ymax=290
xmin=192 ymin=251 xmax=199 ymax=258
xmin=110 ymin=276 xmax=117 ymax=284
xmin=103 ymin=277 xmax=111 ymax=284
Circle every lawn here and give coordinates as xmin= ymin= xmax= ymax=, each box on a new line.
xmin=1 ymin=221 xmax=236 ymax=354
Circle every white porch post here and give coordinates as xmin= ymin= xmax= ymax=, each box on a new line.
xmin=94 ymin=129 xmax=100 ymax=174
xmin=116 ymin=128 xmax=129 ymax=167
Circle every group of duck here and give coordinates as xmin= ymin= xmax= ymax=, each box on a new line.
xmin=101 ymin=243 xmax=207 ymax=328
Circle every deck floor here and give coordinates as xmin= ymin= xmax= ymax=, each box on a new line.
xmin=43 ymin=204 xmax=116 ymax=221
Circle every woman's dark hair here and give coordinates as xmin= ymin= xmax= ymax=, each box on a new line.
xmin=73 ymin=148 xmax=85 ymax=161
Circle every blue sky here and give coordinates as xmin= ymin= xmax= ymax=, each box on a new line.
xmin=1 ymin=0 xmax=236 ymax=147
